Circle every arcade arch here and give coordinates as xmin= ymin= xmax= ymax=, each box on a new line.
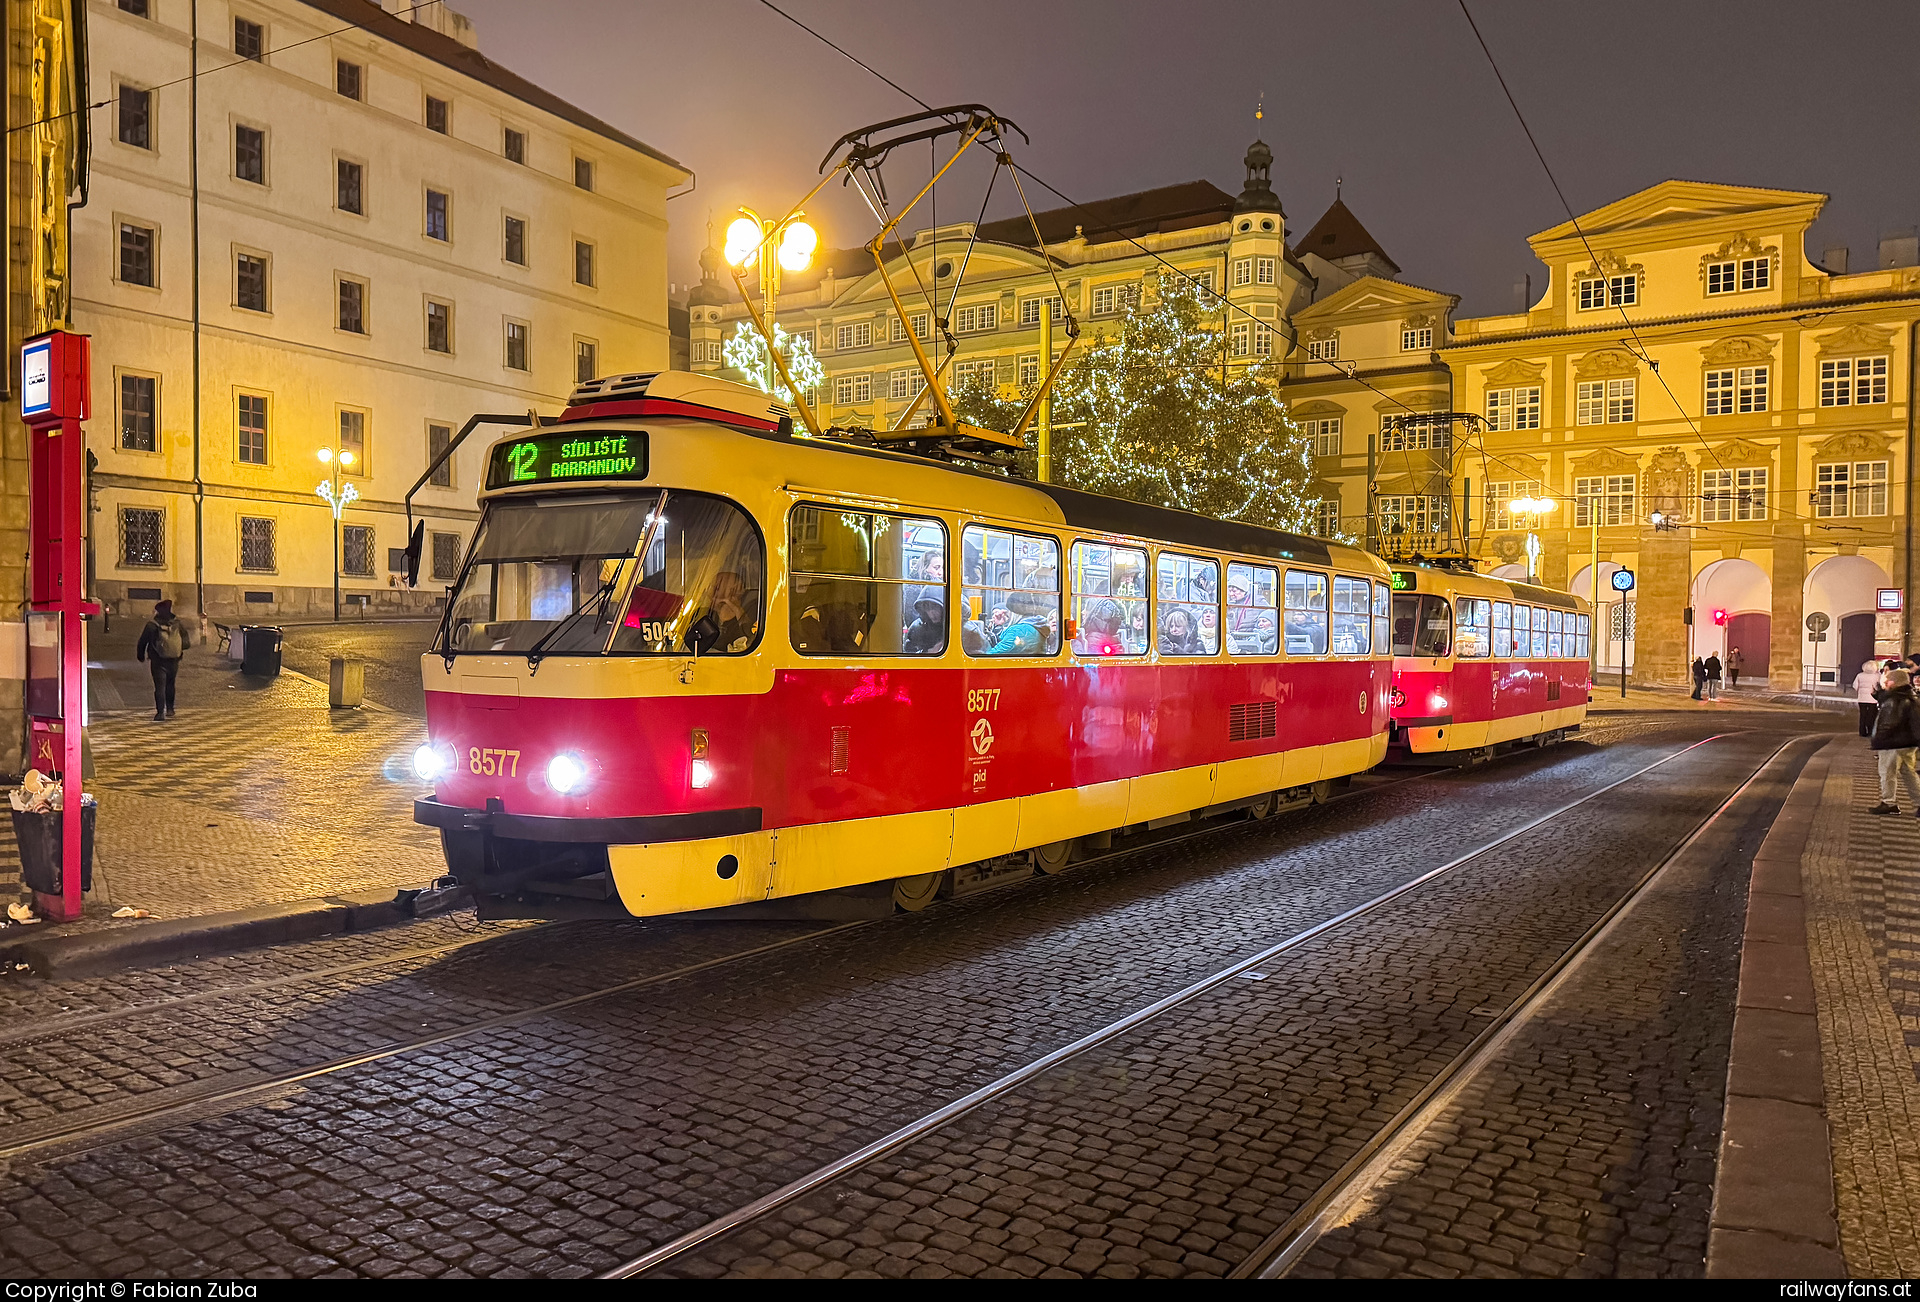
xmin=1805 ymin=555 xmax=1890 ymax=687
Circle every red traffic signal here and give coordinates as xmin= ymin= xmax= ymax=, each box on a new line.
xmin=1712 ymin=608 xmax=1728 ymax=626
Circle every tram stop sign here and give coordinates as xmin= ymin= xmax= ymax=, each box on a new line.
xmin=1806 ymin=611 xmax=1831 ymax=634
xmin=1610 ymin=569 xmax=1636 ymax=593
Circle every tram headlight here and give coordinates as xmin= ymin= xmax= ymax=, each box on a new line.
xmin=690 ymin=758 xmax=714 ymax=790
xmin=547 ymin=753 xmax=589 ymax=795
xmin=413 ymin=744 xmax=450 ymax=781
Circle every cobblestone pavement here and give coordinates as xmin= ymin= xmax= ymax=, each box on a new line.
xmin=0 ymin=713 xmax=1836 ymax=1278
xmin=1284 ymin=737 xmax=1814 ymax=1280
xmin=662 ymin=731 xmax=1801 ymax=1280
xmin=0 ymin=622 xmax=441 ymax=924
xmin=1800 ymin=740 xmax=1920 ymax=1276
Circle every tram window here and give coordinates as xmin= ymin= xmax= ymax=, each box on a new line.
xmin=1157 ymin=553 xmax=1220 ymax=656
xmin=1226 ymin=562 xmax=1279 ymax=656
xmin=1331 ymin=576 xmax=1371 ymax=656
xmin=441 ymin=490 xmax=764 ymax=657
xmin=1069 ymin=541 xmax=1147 ymax=657
xmin=1529 ymin=607 xmax=1548 ymax=659
xmin=1491 ymin=601 xmax=1512 ymax=657
xmin=961 ymin=525 xmax=1061 ymax=657
xmin=1456 ymin=597 xmax=1492 ymax=658
xmin=788 ymin=506 xmax=947 ymax=656
xmin=1372 ymin=581 xmax=1391 ymax=657
xmin=1284 ymin=570 xmax=1329 ymax=656
xmin=1576 ymin=612 xmax=1591 ymax=659
xmin=1548 ymin=608 xmax=1564 ymax=658
xmin=1392 ymin=593 xmax=1452 ymax=657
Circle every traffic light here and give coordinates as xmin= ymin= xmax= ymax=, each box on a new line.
xmin=1713 ymin=608 xmax=1728 ymax=626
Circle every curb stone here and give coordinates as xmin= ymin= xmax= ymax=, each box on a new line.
xmin=1706 ymin=740 xmax=1847 ymax=1278
xmin=0 ymin=885 xmax=450 ymax=978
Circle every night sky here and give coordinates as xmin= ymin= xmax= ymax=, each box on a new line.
xmin=456 ymin=0 xmax=1920 ymax=317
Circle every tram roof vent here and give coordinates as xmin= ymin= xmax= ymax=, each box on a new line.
xmin=562 ymin=371 xmax=791 ymax=432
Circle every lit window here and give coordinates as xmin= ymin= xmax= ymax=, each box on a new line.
xmin=1819 ymin=356 xmax=1888 ymax=406
xmin=1231 ymin=323 xmax=1249 ymax=357
xmin=1377 ymin=496 xmax=1444 ymax=536
xmin=121 ymin=507 xmax=163 ymax=567
xmin=1313 ymin=500 xmax=1342 ymax=537
xmin=1378 ymin=420 xmax=1450 ymax=452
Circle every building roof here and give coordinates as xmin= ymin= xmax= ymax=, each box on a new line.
xmin=299 ymin=0 xmax=686 ymax=174
xmin=973 ymin=181 xmax=1239 ymax=248
xmin=1292 ymin=198 xmax=1399 ymax=275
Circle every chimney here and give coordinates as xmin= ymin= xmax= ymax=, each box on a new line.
xmin=1822 ymin=246 xmax=1849 ymax=275
xmin=1880 ymin=228 xmax=1918 ymax=270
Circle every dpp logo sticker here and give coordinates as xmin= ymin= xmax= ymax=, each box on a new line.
xmin=970 ymin=718 xmax=995 ymax=757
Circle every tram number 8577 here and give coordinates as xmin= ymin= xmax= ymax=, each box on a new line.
xmin=470 ymin=747 xmax=522 ymax=776
xmin=966 ymin=688 xmax=1002 ymax=712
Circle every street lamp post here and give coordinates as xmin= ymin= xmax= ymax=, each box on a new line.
xmin=724 ymin=207 xmax=817 ymax=341
xmin=315 ymin=446 xmax=359 ymax=622
xmin=1505 ymin=495 xmax=1558 ymax=582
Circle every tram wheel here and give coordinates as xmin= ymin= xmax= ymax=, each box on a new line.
xmin=1310 ymin=779 xmax=1335 ymax=804
xmin=1033 ymin=840 xmax=1074 ymax=874
xmin=892 ymin=871 xmax=943 ymax=912
xmin=1248 ymin=792 xmax=1277 ymax=821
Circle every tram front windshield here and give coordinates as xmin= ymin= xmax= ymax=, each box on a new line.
xmin=439 ymin=490 xmax=763 ymax=656
xmin=1391 ymin=594 xmax=1453 ymax=657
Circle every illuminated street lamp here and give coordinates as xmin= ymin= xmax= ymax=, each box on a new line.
xmin=1506 ymin=495 xmax=1557 ymax=581
xmin=724 ymin=207 xmax=817 ymax=337
xmin=316 ymin=445 xmax=359 ymax=622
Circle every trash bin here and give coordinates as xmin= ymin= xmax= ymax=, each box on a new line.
xmin=241 ymin=625 xmax=283 ymax=677
xmin=11 ymin=802 xmax=95 ymax=895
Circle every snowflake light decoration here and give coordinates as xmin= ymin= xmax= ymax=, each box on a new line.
xmin=724 ymin=321 xmax=825 ymax=405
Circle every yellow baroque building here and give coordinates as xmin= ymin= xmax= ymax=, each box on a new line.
xmin=1288 ymin=180 xmax=1919 ymax=691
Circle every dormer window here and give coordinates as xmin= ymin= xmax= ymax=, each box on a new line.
xmin=1706 ymin=257 xmax=1770 ymax=295
xmin=1307 ymin=336 xmax=1339 ymax=362
xmin=1578 ymin=274 xmax=1637 ymax=310
xmin=1401 ymin=327 xmax=1433 ymax=351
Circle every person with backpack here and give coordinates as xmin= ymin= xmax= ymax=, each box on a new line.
xmin=1869 ymin=668 xmax=1920 ymax=815
xmin=135 ymin=599 xmax=191 ymax=722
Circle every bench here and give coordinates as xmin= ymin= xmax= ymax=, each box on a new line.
xmin=211 ymin=621 xmax=233 ymax=655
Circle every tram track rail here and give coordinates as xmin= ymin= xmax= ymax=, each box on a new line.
xmin=601 ymin=730 xmax=1755 ymax=1278
xmin=0 ymin=766 xmax=1428 ymax=1166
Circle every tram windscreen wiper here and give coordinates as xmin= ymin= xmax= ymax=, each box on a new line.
xmin=523 ymin=489 xmax=670 ymax=668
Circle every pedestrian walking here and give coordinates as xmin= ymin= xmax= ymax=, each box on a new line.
xmin=1691 ymin=657 xmax=1706 ymax=700
xmin=1855 ymin=658 xmax=1886 ymax=737
xmin=1726 ymin=645 xmax=1744 ymax=690
xmin=1868 ymin=668 xmax=1920 ymax=815
xmin=135 ymin=598 xmax=191 ymax=722
xmin=1704 ymin=652 xmax=1723 ymax=700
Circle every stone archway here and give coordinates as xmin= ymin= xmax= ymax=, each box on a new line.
xmin=1692 ymin=557 xmax=1772 ymax=677
xmin=1804 ymin=554 xmax=1889 ymax=688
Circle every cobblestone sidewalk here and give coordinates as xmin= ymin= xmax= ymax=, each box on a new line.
xmin=0 ymin=632 xmax=443 ymax=932
xmin=1802 ymin=739 xmax=1920 ymax=1276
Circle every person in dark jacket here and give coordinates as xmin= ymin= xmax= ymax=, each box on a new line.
xmin=1691 ymin=657 xmax=1707 ymax=700
xmin=1703 ymin=652 xmax=1723 ymax=700
xmin=1726 ymin=646 xmax=1744 ymax=689
xmin=134 ymin=599 xmax=191 ymax=722
xmin=1868 ymin=668 xmax=1920 ymax=815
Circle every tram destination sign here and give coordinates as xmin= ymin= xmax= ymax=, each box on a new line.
xmin=486 ymin=431 xmax=649 ymax=490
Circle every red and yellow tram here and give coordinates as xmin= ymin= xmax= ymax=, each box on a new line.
xmin=1386 ymin=563 xmax=1594 ymax=759
xmin=412 ymin=371 xmax=1402 ymax=917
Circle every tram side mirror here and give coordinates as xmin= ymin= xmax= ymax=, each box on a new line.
xmin=404 ymin=521 xmax=425 ymax=587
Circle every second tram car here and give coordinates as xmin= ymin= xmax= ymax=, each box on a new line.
xmin=1386 ymin=563 xmax=1594 ymax=758
xmin=412 ymin=372 xmax=1401 ymax=918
